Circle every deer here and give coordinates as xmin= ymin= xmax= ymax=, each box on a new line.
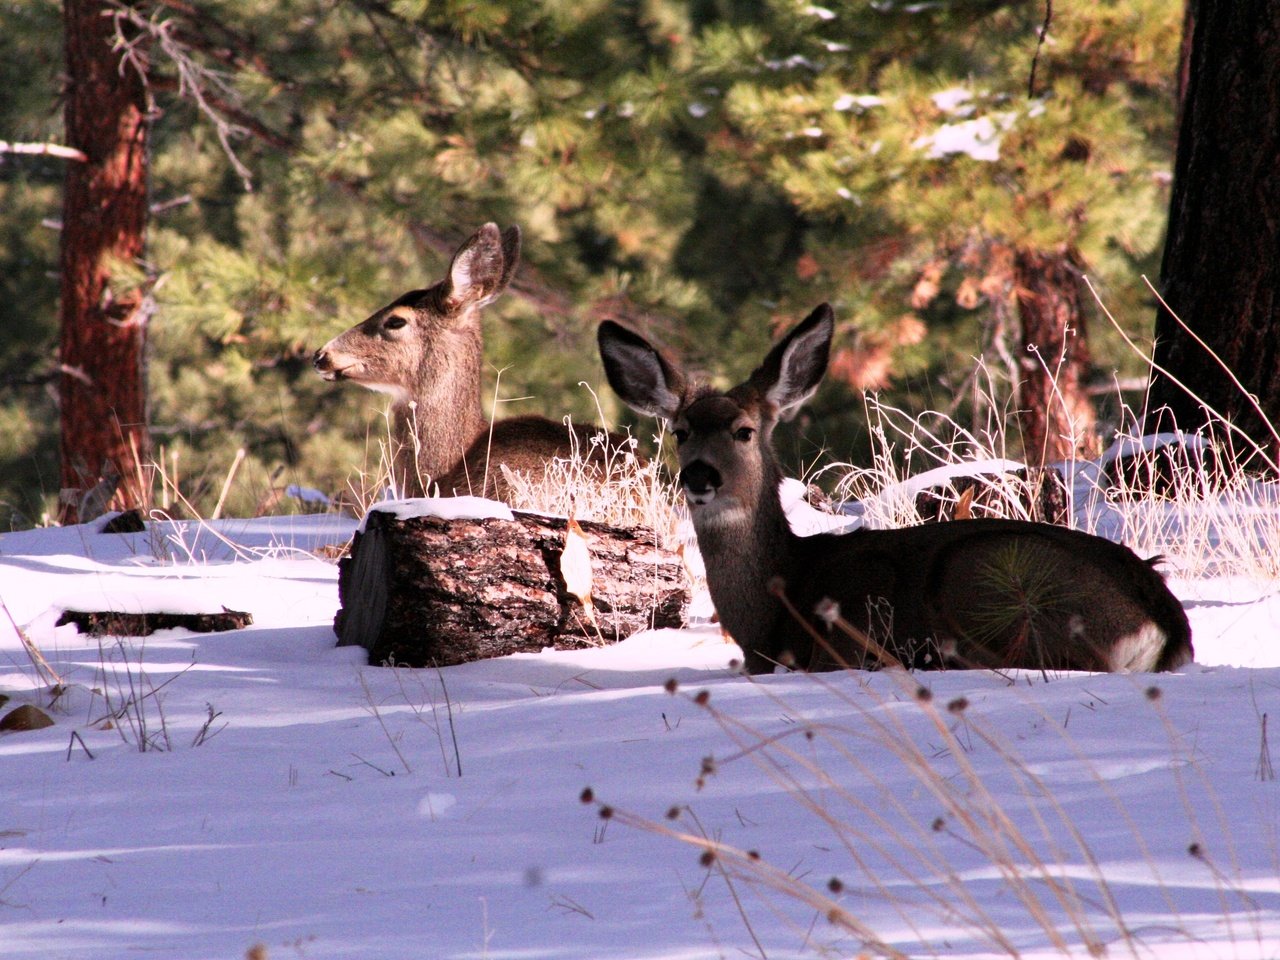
xmin=597 ymin=304 xmax=1194 ymax=675
xmin=314 ymin=223 xmax=620 ymax=500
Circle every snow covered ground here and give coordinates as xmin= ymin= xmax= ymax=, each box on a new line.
xmin=1 ymin=498 xmax=1278 ymax=959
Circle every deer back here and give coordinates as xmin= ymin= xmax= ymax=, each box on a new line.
xmin=779 ymin=519 xmax=1192 ymax=673
xmin=433 ymin=415 xmax=626 ymax=500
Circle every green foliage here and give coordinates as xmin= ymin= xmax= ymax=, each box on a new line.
xmin=0 ymin=0 xmax=1180 ymax=523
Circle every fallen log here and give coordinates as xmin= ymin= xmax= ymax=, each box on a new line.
xmin=56 ymin=608 xmax=253 ymax=637
xmin=914 ymin=466 xmax=1069 ymax=526
xmin=334 ymin=503 xmax=688 ymax=667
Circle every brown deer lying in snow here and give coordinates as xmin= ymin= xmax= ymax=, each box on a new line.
xmin=315 ymin=223 xmax=622 ymax=500
xmin=598 ymin=305 xmax=1194 ymax=675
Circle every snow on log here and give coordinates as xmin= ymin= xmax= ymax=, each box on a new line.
xmin=334 ymin=504 xmax=688 ymax=667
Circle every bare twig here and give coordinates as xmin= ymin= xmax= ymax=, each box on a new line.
xmin=0 ymin=596 xmax=64 ymax=688
xmin=434 ymin=663 xmax=463 ymax=778
xmin=1028 ymin=0 xmax=1053 ymax=99
xmin=66 ymin=730 xmax=96 ymax=762
xmin=107 ymin=2 xmax=260 ymax=189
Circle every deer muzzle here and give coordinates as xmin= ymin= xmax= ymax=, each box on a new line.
xmin=679 ymin=460 xmax=722 ymax=506
xmin=313 ymin=347 xmax=352 ymax=381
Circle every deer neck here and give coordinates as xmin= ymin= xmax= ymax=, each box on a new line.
xmin=391 ymin=325 xmax=487 ymax=495
xmin=691 ymin=461 xmax=793 ymax=664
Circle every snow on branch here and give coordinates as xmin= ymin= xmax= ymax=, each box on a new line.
xmin=0 ymin=141 xmax=88 ymax=162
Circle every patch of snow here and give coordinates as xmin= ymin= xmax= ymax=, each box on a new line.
xmin=1 ymin=477 xmax=1279 ymax=959
xmin=362 ymin=496 xmax=515 ymax=530
xmin=931 ymin=86 xmax=976 ymax=116
xmin=833 ymin=92 xmax=885 ymax=112
xmin=915 ymin=115 xmax=1004 ymax=161
xmin=765 ymin=54 xmax=822 ymax=72
xmin=1099 ymin=431 xmax=1211 ymax=466
xmin=285 ymin=483 xmax=331 ymax=506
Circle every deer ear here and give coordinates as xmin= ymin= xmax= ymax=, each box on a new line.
xmin=498 ymin=225 xmax=521 ymax=292
xmin=597 ymin=321 xmax=686 ymax=421
xmin=444 ymin=223 xmax=515 ymax=310
xmin=750 ymin=304 xmax=833 ymax=421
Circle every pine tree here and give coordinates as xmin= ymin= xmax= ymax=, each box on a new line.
xmin=690 ymin=0 xmax=1180 ymax=463
xmin=58 ymin=0 xmax=152 ymax=522
xmin=0 ymin=0 xmax=1187 ymax=522
xmin=1145 ymin=0 xmax=1280 ymax=466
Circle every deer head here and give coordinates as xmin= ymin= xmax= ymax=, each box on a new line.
xmin=313 ymin=223 xmax=521 ymax=490
xmin=598 ymin=304 xmax=833 ymax=529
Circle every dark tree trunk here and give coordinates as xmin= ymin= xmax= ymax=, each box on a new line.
xmin=1013 ymin=248 xmax=1097 ymax=465
xmin=335 ymin=509 xmax=689 ymax=668
xmin=58 ymin=0 xmax=151 ymax=523
xmin=1145 ymin=0 xmax=1280 ymax=465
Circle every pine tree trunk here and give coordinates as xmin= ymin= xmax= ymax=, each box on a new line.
xmin=58 ymin=0 xmax=151 ymax=523
xmin=1013 ymin=248 xmax=1097 ymax=465
xmin=1145 ymin=0 xmax=1280 ymax=464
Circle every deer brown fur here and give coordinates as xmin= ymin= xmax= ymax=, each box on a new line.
xmin=598 ymin=305 xmax=1194 ymax=675
xmin=314 ymin=223 xmax=616 ymax=500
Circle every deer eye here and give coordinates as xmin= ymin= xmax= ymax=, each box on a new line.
xmin=672 ymin=428 xmax=690 ymax=445
xmin=383 ymin=316 xmax=409 ymax=331
xmin=734 ymin=426 xmax=755 ymax=443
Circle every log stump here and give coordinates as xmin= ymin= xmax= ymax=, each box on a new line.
xmin=335 ymin=507 xmax=688 ymax=667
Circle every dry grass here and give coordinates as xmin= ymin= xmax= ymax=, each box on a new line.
xmin=817 ymin=389 xmax=1059 ymax=530
xmin=588 ymin=670 xmax=1273 ymax=959
xmin=501 ymin=418 xmax=682 ymax=541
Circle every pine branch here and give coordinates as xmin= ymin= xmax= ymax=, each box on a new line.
xmin=147 ymin=74 xmax=294 ymax=150
xmin=144 ymin=0 xmax=288 ymax=84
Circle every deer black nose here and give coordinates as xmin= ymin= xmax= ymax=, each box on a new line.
xmin=680 ymin=460 xmax=722 ymax=497
xmin=313 ymin=348 xmax=330 ymax=371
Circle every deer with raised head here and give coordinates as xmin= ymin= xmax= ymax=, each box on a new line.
xmin=314 ymin=223 xmax=617 ymax=500
xmin=598 ymin=305 xmax=1193 ymax=674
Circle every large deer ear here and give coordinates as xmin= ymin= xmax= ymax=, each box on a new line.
xmin=443 ymin=222 xmax=516 ymax=310
xmin=497 ymin=225 xmax=521 ymax=292
xmin=597 ymin=321 xmax=687 ymax=421
xmin=748 ymin=304 xmax=833 ymax=421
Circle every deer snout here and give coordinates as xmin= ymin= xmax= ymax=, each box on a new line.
xmin=313 ymin=346 xmax=350 ymax=381
xmin=679 ymin=460 xmax=722 ymax=505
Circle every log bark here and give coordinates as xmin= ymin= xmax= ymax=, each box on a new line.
xmin=1013 ymin=248 xmax=1097 ymax=465
xmin=335 ymin=509 xmax=689 ymax=667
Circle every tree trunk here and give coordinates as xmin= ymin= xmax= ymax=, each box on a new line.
xmin=1145 ymin=0 xmax=1280 ymax=465
xmin=58 ymin=0 xmax=152 ymax=524
xmin=335 ymin=508 xmax=689 ymax=667
xmin=1013 ymin=248 xmax=1097 ymax=465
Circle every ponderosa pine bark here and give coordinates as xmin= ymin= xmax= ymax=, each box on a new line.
xmin=1013 ymin=248 xmax=1097 ymax=465
xmin=1145 ymin=0 xmax=1280 ymax=463
xmin=58 ymin=0 xmax=151 ymax=523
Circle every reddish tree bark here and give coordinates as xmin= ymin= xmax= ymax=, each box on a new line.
xmin=1013 ymin=248 xmax=1097 ymax=465
xmin=58 ymin=0 xmax=151 ymax=523
xmin=1145 ymin=0 xmax=1280 ymax=464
